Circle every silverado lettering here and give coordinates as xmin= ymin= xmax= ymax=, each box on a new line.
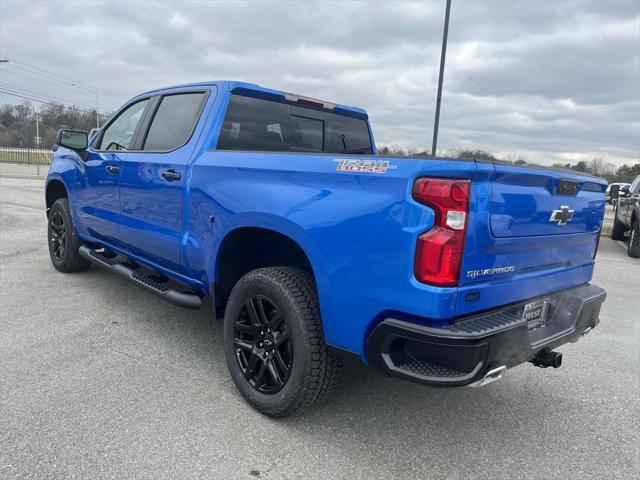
xmin=466 ymin=266 xmax=516 ymax=279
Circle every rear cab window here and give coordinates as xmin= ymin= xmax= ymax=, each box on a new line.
xmin=217 ymin=94 xmax=372 ymax=154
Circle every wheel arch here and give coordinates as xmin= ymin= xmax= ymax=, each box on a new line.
xmin=45 ymin=179 xmax=69 ymax=215
xmin=213 ymin=226 xmax=320 ymax=314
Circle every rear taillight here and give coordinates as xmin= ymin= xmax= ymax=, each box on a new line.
xmin=593 ymin=229 xmax=601 ymax=259
xmin=413 ymin=178 xmax=470 ymax=287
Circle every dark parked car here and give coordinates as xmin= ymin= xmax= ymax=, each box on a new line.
xmin=611 ymin=175 xmax=640 ymax=257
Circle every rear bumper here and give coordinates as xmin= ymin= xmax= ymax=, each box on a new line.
xmin=366 ymin=284 xmax=606 ymax=386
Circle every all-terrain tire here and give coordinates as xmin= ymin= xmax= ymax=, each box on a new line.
xmin=223 ymin=267 xmax=341 ymax=417
xmin=611 ymin=208 xmax=627 ymax=241
xmin=628 ymin=218 xmax=640 ymax=258
xmin=47 ymin=198 xmax=91 ymax=273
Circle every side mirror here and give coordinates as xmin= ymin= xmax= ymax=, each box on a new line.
xmin=56 ymin=129 xmax=88 ymax=151
xmin=609 ymin=185 xmax=620 ymax=199
xmin=620 ymin=185 xmax=631 ymax=197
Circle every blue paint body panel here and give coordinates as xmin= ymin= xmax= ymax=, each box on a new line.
xmin=46 ymin=80 xmax=607 ymax=361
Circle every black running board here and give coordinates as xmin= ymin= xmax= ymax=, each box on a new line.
xmin=78 ymin=245 xmax=202 ymax=310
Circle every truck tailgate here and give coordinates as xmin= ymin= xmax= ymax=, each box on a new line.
xmin=490 ymin=165 xmax=604 ymax=237
xmin=455 ymin=162 xmax=607 ymax=317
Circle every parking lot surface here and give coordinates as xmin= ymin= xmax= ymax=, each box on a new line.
xmin=1 ymin=177 xmax=639 ymax=480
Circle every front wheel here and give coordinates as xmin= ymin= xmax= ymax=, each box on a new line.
xmin=47 ymin=198 xmax=91 ymax=273
xmin=628 ymin=218 xmax=640 ymax=258
xmin=223 ymin=267 xmax=341 ymax=417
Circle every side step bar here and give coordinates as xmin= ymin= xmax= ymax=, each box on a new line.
xmin=78 ymin=245 xmax=202 ymax=310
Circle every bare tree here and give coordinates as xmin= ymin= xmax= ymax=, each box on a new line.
xmin=587 ymin=158 xmax=605 ymax=175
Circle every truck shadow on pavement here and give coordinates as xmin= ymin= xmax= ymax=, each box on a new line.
xmin=74 ymin=266 xmax=600 ymax=436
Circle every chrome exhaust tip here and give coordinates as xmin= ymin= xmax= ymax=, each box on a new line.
xmin=469 ymin=365 xmax=507 ymax=388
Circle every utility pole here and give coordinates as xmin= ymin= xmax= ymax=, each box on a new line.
xmin=95 ymin=91 xmax=100 ymax=128
xmin=35 ymin=104 xmax=40 ymax=149
xmin=431 ymin=0 xmax=452 ymax=157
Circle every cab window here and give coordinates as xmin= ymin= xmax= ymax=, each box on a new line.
xmin=98 ymin=99 xmax=149 ymax=151
xmin=143 ymin=92 xmax=206 ymax=151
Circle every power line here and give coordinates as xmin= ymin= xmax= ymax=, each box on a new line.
xmin=0 ymin=88 xmax=102 ymax=116
xmin=4 ymin=64 xmax=124 ymax=103
xmin=0 ymin=88 xmax=109 ymax=116
xmin=1 ymin=69 xmax=123 ymax=107
xmin=0 ymin=83 xmax=107 ymax=112
xmin=2 ymin=63 xmax=124 ymax=104
xmin=4 ymin=57 xmax=127 ymax=99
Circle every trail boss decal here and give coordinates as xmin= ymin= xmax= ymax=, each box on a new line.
xmin=334 ymin=159 xmax=397 ymax=174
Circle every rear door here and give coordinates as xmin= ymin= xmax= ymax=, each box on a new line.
xmin=118 ymin=90 xmax=210 ymax=272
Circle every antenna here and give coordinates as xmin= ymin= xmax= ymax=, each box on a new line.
xmin=431 ymin=0 xmax=452 ymax=157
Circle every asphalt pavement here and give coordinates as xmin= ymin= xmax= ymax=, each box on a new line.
xmin=1 ymin=177 xmax=638 ymax=480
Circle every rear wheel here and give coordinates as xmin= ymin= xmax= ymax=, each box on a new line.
xmin=223 ymin=267 xmax=341 ymax=417
xmin=611 ymin=208 xmax=626 ymax=241
xmin=628 ymin=218 xmax=640 ymax=258
xmin=47 ymin=198 xmax=91 ymax=273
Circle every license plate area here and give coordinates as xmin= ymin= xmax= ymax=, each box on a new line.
xmin=523 ymin=298 xmax=550 ymax=331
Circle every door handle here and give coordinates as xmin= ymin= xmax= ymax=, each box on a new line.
xmin=106 ymin=165 xmax=120 ymax=174
xmin=161 ymin=170 xmax=181 ymax=181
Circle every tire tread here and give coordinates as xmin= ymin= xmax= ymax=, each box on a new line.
xmin=48 ymin=198 xmax=91 ymax=273
xmin=628 ymin=219 xmax=640 ymax=257
xmin=225 ymin=266 xmax=341 ymax=417
xmin=611 ymin=210 xmax=626 ymax=241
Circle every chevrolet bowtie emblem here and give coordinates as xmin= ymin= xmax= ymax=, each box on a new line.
xmin=549 ymin=206 xmax=574 ymax=225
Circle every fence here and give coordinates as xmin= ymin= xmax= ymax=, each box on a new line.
xmin=0 ymin=147 xmax=53 ymax=165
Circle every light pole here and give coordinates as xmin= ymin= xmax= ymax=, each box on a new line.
xmin=0 ymin=58 xmax=8 ymax=83
xmin=431 ymin=0 xmax=452 ymax=157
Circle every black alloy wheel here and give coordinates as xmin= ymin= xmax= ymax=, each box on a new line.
xmin=233 ymin=294 xmax=293 ymax=393
xmin=223 ymin=267 xmax=341 ymax=417
xmin=47 ymin=198 xmax=91 ymax=273
xmin=49 ymin=210 xmax=66 ymax=261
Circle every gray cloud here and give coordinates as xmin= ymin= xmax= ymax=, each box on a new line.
xmin=1 ymin=0 xmax=638 ymax=166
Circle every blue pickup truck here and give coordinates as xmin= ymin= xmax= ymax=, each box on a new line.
xmin=46 ymin=81 xmax=607 ymax=417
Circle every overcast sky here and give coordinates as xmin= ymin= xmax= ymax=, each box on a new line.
xmin=1 ymin=0 xmax=638 ymax=166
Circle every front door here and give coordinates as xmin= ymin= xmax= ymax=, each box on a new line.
xmin=118 ymin=91 xmax=209 ymax=272
xmin=74 ymin=98 xmax=150 ymax=245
